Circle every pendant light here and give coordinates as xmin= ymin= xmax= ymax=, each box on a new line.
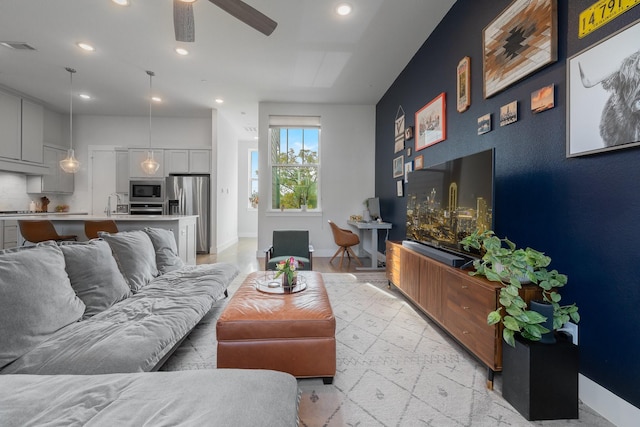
xmin=59 ymin=67 xmax=80 ymax=173
xmin=140 ymin=70 xmax=160 ymax=175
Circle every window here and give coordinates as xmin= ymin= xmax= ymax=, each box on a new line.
xmin=249 ymin=149 xmax=258 ymax=208
xmin=269 ymin=116 xmax=320 ymax=211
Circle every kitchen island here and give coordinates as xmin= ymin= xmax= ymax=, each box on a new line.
xmin=7 ymin=214 xmax=198 ymax=265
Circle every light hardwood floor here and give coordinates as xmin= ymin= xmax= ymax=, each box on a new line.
xmin=196 ymin=237 xmax=371 ymax=275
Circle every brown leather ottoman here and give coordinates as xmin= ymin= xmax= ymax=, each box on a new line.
xmin=216 ymin=271 xmax=336 ymax=384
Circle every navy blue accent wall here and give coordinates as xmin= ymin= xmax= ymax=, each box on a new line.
xmin=375 ymin=0 xmax=640 ymax=408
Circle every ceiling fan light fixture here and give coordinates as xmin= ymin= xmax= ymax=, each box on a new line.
xmin=60 ymin=67 xmax=80 ymax=174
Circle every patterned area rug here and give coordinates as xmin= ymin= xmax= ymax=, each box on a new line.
xmin=162 ymin=272 xmax=612 ymax=427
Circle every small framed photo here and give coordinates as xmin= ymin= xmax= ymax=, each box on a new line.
xmin=404 ymin=161 xmax=413 ymax=183
xmin=396 ymin=180 xmax=404 ymax=197
xmin=404 ymin=126 xmax=414 ymax=140
xmin=531 ymin=84 xmax=555 ymax=113
xmin=457 ymin=56 xmax=471 ymax=112
xmin=500 ymin=101 xmax=518 ymax=126
xmin=393 ymin=155 xmax=404 ymax=178
xmin=477 ymin=113 xmax=492 ymax=135
xmin=414 ymin=155 xmax=424 ymax=170
xmin=415 ymin=92 xmax=446 ymax=151
xmin=406 ymin=147 xmax=412 ymax=156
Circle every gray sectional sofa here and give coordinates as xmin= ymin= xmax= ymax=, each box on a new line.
xmin=0 ymin=229 xmax=300 ymax=426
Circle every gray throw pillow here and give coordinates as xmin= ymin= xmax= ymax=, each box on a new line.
xmin=0 ymin=242 xmax=85 ymax=369
xmin=100 ymin=230 xmax=158 ymax=293
xmin=59 ymin=240 xmax=131 ymax=318
xmin=143 ymin=227 xmax=185 ymax=274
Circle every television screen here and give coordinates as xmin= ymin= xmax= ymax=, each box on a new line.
xmin=405 ymin=149 xmax=494 ymax=255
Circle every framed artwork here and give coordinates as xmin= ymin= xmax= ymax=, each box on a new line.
xmin=414 ymin=155 xmax=424 ymax=170
xmin=457 ymin=56 xmax=471 ymax=112
xmin=393 ymin=155 xmax=404 ymax=178
xmin=477 ymin=113 xmax=492 ymax=135
xmin=567 ymin=18 xmax=640 ymax=157
xmin=394 ymin=136 xmax=404 ymax=153
xmin=415 ymin=93 xmax=446 ymax=151
xmin=396 ymin=180 xmax=404 ymax=197
xmin=404 ymin=126 xmax=414 ymax=140
xmin=483 ymin=0 xmax=558 ymax=98
xmin=531 ymin=84 xmax=555 ymax=113
xmin=404 ymin=161 xmax=412 ymax=183
xmin=395 ymin=114 xmax=405 ymax=139
xmin=500 ymin=101 xmax=518 ymax=126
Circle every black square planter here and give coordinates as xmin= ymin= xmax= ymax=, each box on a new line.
xmin=502 ymin=333 xmax=579 ymax=421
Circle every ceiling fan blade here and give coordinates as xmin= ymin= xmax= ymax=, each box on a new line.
xmin=209 ymin=0 xmax=277 ymax=36
xmin=174 ymin=0 xmax=195 ymax=42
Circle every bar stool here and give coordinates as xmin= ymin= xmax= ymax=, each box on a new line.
xmin=18 ymin=220 xmax=77 ymax=245
xmin=84 ymin=220 xmax=119 ymax=239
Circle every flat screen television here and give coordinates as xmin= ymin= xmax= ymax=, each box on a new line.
xmin=405 ymin=149 xmax=494 ymax=259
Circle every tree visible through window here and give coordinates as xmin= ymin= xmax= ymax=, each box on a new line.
xmin=270 ymin=123 xmax=319 ymax=210
xmin=249 ymin=149 xmax=258 ymax=208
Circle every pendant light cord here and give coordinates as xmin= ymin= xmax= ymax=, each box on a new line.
xmin=147 ymin=70 xmax=154 ymax=151
xmin=65 ymin=67 xmax=76 ymax=151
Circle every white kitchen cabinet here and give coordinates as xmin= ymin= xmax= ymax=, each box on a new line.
xmin=1 ymin=220 xmax=18 ymax=249
xmin=178 ymin=218 xmax=197 ymax=265
xmin=129 ymin=148 xmax=164 ymax=178
xmin=165 ymin=149 xmax=210 ymax=175
xmin=0 ymin=91 xmax=22 ymax=160
xmin=27 ymin=145 xmax=74 ymax=194
xmin=115 ymin=149 xmax=129 ymax=193
xmin=21 ymin=99 xmax=44 ymax=163
xmin=164 ymin=149 xmax=189 ymax=174
xmin=189 ymin=149 xmax=211 ymax=173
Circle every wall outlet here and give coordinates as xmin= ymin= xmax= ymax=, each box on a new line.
xmin=559 ymin=322 xmax=578 ymax=345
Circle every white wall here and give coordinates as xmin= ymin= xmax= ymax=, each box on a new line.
xmin=215 ymin=111 xmax=239 ymax=252
xmin=238 ymin=139 xmax=258 ymax=237
xmin=69 ymin=114 xmax=212 ymax=212
xmin=257 ymin=102 xmax=376 ymax=257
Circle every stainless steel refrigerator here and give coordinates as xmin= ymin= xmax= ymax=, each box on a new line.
xmin=166 ymin=174 xmax=210 ymax=254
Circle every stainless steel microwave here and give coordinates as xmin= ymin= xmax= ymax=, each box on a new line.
xmin=129 ymin=180 xmax=165 ymax=202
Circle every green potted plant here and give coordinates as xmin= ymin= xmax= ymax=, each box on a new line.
xmin=461 ymin=230 xmax=580 ymax=347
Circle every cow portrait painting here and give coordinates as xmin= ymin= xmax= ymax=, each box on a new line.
xmin=567 ymin=19 xmax=640 ymax=157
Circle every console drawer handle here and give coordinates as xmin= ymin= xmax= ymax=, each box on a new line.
xmin=461 ymin=285 xmax=468 ymax=289
xmin=462 ymin=330 xmax=469 ymax=335
xmin=463 ymin=306 xmax=470 ymax=310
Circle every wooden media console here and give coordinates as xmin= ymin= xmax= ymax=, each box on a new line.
xmin=386 ymin=241 xmax=541 ymax=389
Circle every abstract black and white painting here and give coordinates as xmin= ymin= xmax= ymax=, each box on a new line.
xmin=567 ymin=19 xmax=640 ymax=157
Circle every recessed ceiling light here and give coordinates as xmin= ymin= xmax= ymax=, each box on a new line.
xmin=152 ymin=96 xmax=162 ymax=102
xmin=215 ymin=98 xmax=224 ymax=104
xmin=79 ymin=93 xmax=91 ymax=100
xmin=76 ymin=42 xmax=95 ymax=52
xmin=112 ymin=0 xmax=130 ymax=6
xmin=336 ymin=3 xmax=352 ymax=16
xmin=175 ymin=47 xmax=189 ymax=56
xmin=179 ymin=0 xmax=197 ymax=3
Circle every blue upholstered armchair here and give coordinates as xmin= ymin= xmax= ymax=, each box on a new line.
xmin=264 ymin=230 xmax=314 ymax=271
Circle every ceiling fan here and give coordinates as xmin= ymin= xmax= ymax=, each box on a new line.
xmin=174 ymin=0 xmax=277 ymax=42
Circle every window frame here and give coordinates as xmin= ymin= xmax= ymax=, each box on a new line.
xmin=248 ymin=148 xmax=258 ymax=210
xmin=268 ymin=121 xmax=321 ymax=213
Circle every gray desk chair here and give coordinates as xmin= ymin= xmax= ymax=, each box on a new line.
xmin=264 ymin=230 xmax=313 ymax=271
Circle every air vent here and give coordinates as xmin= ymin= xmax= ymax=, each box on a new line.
xmin=244 ymin=126 xmax=257 ymax=133
xmin=0 ymin=42 xmax=36 ymax=50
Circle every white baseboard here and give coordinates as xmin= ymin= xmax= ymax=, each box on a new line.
xmin=580 ymin=374 xmax=640 ymax=427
